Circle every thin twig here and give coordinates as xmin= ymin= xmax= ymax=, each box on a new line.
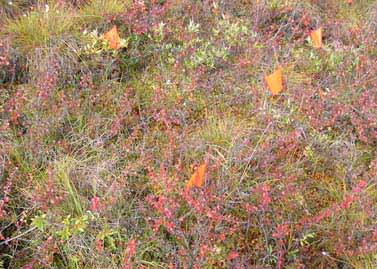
xmin=0 ymin=227 xmax=37 ymax=246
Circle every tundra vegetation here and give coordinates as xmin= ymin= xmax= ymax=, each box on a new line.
xmin=1 ymin=0 xmax=377 ymax=268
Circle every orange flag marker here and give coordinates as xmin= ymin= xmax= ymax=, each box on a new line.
xmin=186 ymin=163 xmax=206 ymax=189
xmin=104 ymin=25 xmax=121 ymax=50
xmin=310 ymin=27 xmax=322 ymax=49
xmin=265 ymin=67 xmax=283 ymax=96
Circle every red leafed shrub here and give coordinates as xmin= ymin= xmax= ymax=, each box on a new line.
xmin=350 ymin=90 xmax=377 ymax=144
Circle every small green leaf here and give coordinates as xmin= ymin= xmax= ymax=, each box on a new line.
xmin=31 ymin=214 xmax=47 ymax=232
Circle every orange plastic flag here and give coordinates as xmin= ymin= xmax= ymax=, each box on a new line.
xmin=265 ymin=67 xmax=283 ymax=96
xmin=186 ymin=163 xmax=206 ymax=189
xmin=104 ymin=25 xmax=121 ymax=50
xmin=310 ymin=27 xmax=322 ymax=49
